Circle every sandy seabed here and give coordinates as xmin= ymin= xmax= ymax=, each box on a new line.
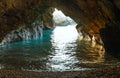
xmin=0 ymin=65 xmax=120 ymax=78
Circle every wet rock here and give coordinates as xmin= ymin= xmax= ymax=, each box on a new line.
xmin=1 ymin=21 xmax=43 ymax=44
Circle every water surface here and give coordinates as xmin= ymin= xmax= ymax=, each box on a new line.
xmin=0 ymin=24 xmax=119 ymax=71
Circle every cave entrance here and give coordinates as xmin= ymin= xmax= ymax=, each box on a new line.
xmin=45 ymin=8 xmax=80 ymax=70
xmin=52 ymin=8 xmax=77 ymax=26
xmin=52 ymin=8 xmax=78 ymax=43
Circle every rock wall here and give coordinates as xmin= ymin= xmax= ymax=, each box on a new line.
xmin=1 ymin=20 xmax=43 ymax=45
xmin=55 ymin=0 xmax=119 ymax=43
xmin=0 ymin=0 xmax=54 ymax=42
xmin=55 ymin=0 xmax=120 ymax=57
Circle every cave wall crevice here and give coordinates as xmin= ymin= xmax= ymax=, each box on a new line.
xmin=100 ymin=25 xmax=120 ymax=58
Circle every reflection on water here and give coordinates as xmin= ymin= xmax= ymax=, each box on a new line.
xmin=0 ymin=24 xmax=118 ymax=71
xmin=76 ymin=40 xmax=105 ymax=63
xmin=47 ymin=25 xmax=79 ymax=71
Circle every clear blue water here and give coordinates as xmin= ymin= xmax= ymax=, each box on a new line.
xmin=0 ymin=24 xmax=119 ymax=71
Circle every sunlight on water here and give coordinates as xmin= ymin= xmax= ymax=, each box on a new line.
xmin=0 ymin=24 xmax=82 ymax=71
xmin=47 ymin=24 xmax=80 ymax=71
xmin=52 ymin=25 xmax=78 ymax=43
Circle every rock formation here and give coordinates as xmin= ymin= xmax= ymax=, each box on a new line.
xmin=1 ymin=20 xmax=43 ymax=44
xmin=53 ymin=9 xmax=75 ymax=26
xmin=0 ymin=0 xmax=120 ymax=57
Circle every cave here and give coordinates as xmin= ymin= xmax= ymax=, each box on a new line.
xmin=0 ymin=0 xmax=120 ymax=77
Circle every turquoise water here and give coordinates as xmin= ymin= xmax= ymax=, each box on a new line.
xmin=0 ymin=24 xmax=80 ymax=71
xmin=0 ymin=24 xmax=119 ymax=71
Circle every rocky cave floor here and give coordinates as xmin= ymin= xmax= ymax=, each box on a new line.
xmin=0 ymin=65 xmax=120 ymax=78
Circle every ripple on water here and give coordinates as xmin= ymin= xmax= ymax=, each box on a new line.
xmin=0 ymin=24 xmax=119 ymax=71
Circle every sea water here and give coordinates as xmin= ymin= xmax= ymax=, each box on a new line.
xmin=0 ymin=24 xmax=119 ymax=71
